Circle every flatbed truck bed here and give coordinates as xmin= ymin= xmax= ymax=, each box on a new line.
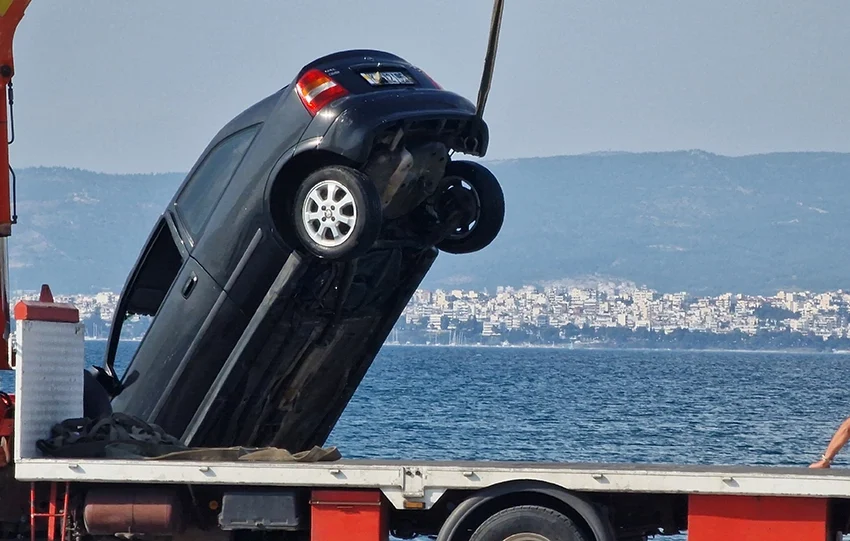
xmin=6 ymin=298 xmax=850 ymax=541
xmin=15 ymin=458 xmax=850 ymax=505
xmin=12 ymin=459 xmax=850 ymax=541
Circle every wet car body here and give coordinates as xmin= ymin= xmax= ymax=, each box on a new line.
xmin=100 ymin=49 xmax=503 ymax=451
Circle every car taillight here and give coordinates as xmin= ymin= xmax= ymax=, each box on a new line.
xmin=295 ymin=69 xmax=349 ymax=116
xmin=422 ymin=71 xmax=443 ymax=90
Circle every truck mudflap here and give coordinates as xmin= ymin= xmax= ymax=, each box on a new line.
xmin=310 ymin=490 xmax=388 ymax=541
xmin=687 ymin=494 xmax=833 ymax=541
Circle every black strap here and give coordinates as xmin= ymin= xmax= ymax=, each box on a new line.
xmin=36 ymin=413 xmax=188 ymax=459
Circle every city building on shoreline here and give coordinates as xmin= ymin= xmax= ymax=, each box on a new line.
xmin=9 ymin=283 xmax=850 ymax=346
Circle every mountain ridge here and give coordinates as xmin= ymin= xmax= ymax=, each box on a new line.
xmin=7 ymin=149 xmax=849 ymax=296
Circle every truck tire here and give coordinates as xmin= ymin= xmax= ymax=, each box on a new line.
xmin=470 ymin=505 xmax=589 ymax=541
xmin=293 ymin=165 xmax=382 ymax=260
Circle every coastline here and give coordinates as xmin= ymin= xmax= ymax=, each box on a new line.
xmin=81 ymin=336 xmax=850 ymax=356
xmin=380 ymin=342 xmax=850 ymax=355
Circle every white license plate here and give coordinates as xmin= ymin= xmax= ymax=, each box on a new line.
xmin=360 ymin=71 xmax=416 ymax=86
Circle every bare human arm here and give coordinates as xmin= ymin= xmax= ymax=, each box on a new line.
xmin=810 ymin=416 xmax=850 ymax=468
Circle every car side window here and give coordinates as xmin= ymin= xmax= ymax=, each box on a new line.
xmin=175 ymin=124 xmax=260 ymax=240
xmin=124 ymin=218 xmax=184 ymax=320
xmin=104 ymin=217 xmax=184 ymax=374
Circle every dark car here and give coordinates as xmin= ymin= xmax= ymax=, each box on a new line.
xmin=94 ymin=49 xmax=505 ymax=452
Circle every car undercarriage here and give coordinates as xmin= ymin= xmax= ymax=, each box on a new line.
xmin=186 ymin=133 xmax=483 ymax=450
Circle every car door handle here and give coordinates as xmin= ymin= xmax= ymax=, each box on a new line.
xmin=181 ymin=273 xmax=198 ymax=299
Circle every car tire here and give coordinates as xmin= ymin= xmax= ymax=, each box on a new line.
xmin=435 ymin=160 xmax=505 ymax=255
xmin=469 ymin=505 xmax=589 ymax=541
xmin=293 ymin=165 xmax=383 ymax=260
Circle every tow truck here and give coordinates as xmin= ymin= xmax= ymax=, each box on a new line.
xmin=1 ymin=2 xmax=850 ymax=541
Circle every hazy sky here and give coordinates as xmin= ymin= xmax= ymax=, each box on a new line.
xmin=8 ymin=0 xmax=850 ymax=174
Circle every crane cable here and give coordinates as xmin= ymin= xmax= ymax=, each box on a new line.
xmin=474 ymin=0 xmax=505 ymax=122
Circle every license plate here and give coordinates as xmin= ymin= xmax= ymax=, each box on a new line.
xmin=360 ymin=70 xmax=416 ymax=86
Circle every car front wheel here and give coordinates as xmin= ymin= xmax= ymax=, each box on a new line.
xmin=293 ymin=165 xmax=383 ymax=260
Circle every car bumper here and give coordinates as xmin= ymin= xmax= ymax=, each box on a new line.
xmin=303 ymin=89 xmax=489 ymax=161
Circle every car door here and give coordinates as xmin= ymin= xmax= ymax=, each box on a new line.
xmin=142 ymin=251 xmax=247 ymax=437
xmin=107 ymin=213 xmax=242 ymax=429
xmin=109 ymin=125 xmax=262 ymax=438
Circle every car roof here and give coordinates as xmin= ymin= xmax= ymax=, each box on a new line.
xmin=201 ymin=85 xmax=289 ymax=152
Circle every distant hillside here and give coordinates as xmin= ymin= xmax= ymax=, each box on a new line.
xmin=8 ymin=167 xmax=184 ymax=294
xmin=7 ymin=151 xmax=850 ymax=296
xmin=431 ymin=150 xmax=850 ymax=296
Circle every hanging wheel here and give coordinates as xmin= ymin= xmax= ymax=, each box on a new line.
xmin=435 ymin=160 xmax=505 ymax=254
xmin=293 ymin=165 xmax=382 ymax=260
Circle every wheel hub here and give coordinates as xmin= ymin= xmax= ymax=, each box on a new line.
xmin=302 ymin=179 xmax=357 ymax=248
xmin=438 ymin=176 xmax=481 ymax=240
xmin=503 ymin=534 xmax=550 ymax=541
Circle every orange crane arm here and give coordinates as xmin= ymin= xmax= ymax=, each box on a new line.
xmin=0 ymin=0 xmax=30 ymax=236
xmin=0 ymin=0 xmax=31 ymax=370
